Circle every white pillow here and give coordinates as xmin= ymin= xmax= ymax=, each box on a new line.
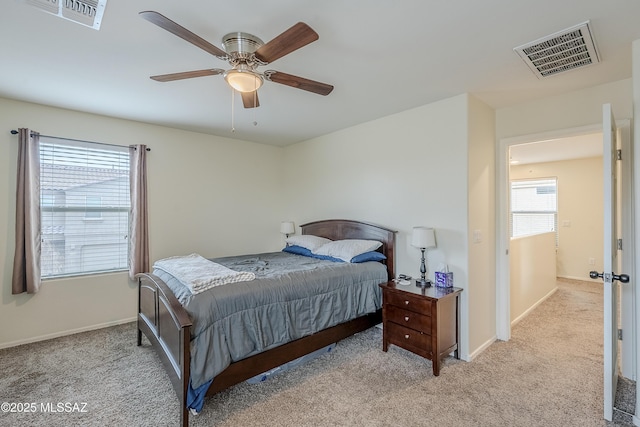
xmin=285 ymin=235 xmax=332 ymax=252
xmin=314 ymin=239 xmax=383 ymax=262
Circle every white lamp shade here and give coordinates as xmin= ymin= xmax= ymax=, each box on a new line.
xmin=411 ymin=227 xmax=436 ymax=249
xmin=280 ymin=221 xmax=295 ymax=235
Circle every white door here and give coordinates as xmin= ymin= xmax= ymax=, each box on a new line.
xmin=594 ymin=103 xmax=628 ymax=420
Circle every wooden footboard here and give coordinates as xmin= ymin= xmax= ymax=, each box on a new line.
xmin=137 ymin=273 xmax=191 ymax=427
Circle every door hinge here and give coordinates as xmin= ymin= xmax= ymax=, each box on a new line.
xmin=618 ymin=329 xmax=623 ymax=340
xmin=617 ymin=149 xmax=622 ymax=160
xmin=618 ymin=239 xmax=623 ymax=251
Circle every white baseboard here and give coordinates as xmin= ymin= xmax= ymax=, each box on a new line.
xmin=466 ymin=335 xmax=497 ymax=362
xmin=557 ymin=275 xmax=600 ymax=283
xmin=0 ymin=317 xmax=136 ymax=350
xmin=511 ymin=287 xmax=557 ymax=327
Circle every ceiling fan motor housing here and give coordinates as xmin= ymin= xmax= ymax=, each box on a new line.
xmin=223 ymin=32 xmax=264 ymax=58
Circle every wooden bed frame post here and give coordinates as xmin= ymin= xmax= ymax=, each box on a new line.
xmin=137 ymin=272 xmax=192 ymax=427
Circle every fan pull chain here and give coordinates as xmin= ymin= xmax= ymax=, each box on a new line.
xmin=231 ymin=88 xmax=235 ymax=133
xmin=253 ymin=90 xmax=258 ymax=126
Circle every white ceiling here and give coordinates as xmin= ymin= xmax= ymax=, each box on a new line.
xmin=2 ymin=1 xmax=640 ymax=147
xmin=510 ymin=133 xmax=603 ymax=165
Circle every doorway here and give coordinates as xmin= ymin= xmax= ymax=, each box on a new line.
xmin=496 ymin=120 xmax=635 ymax=418
xmin=497 ymin=124 xmax=603 ymax=339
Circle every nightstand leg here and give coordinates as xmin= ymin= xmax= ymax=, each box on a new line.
xmin=381 ymin=305 xmax=388 ymax=352
xmin=433 ymin=358 xmax=441 ymax=376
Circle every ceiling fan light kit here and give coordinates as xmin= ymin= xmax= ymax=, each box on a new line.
xmin=224 ymin=68 xmax=263 ymax=93
xmin=222 ymin=32 xmax=265 ymax=92
xmin=140 ymin=11 xmax=333 ymax=108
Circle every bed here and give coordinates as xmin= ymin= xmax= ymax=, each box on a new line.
xmin=136 ymin=219 xmax=397 ymax=427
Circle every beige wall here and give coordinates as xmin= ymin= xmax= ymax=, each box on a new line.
xmin=466 ymin=95 xmax=496 ymax=355
xmin=283 ymin=94 xmax=497 ymax=360
xmin=283 ymin=95 xmax=470 ymax=280
xmin=510 ymin=232 xmax=557 ymax=324
xmin=510 ymin=157 xmax=604 ymax=281
xmin=0 ymin=97 xmax=285 ymax=348
xmin=496 ymin=78 xmax=633 ymax=140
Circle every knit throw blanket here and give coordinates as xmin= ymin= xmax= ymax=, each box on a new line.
xmin=153 ymin=253 xmax=256 ymax=294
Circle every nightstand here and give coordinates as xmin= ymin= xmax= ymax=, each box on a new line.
xmin=379 ymin=281 xmax=462 ymax=376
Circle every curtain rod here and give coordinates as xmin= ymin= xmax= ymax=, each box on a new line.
xmin=10 ymin=129 xmax=151 ymax=151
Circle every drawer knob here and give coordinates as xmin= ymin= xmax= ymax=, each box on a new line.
xmin=404 ymin=300 xmax=409 ymax=305
xmin=404 ymin=316 xmax=409 ymax=322
xmin=404 ymin=334 xmax=410 ymax=339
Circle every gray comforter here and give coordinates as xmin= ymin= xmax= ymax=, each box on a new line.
xmin=153 ymin=251 xmax=386 ymax=390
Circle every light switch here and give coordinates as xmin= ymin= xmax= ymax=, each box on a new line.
xmin=473 ymin=229 xmax=482 ymax=243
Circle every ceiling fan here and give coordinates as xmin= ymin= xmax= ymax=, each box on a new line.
xmin=140 ymin=11 xmax=334 ymax=109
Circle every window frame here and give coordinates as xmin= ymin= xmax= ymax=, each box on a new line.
xmin=510 ymin=177 xmax=559 ymax=245
xmin=39 ymin=137 xmax=131 ymax=279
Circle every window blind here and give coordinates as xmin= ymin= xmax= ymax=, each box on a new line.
xmin=510 ymin=178 xmax=558 ymax=243
xmin=40 ymin=137 xmax=130 ymax=278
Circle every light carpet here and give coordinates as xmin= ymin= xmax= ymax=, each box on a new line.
xmin=0 ymin=278 xmax=634 ymax=426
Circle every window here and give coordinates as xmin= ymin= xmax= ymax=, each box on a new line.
xmin=40 ymin=137 xmax=130 ymax=278
xmin=84 ymin=195 xmax=103 ymax=219
xmin=510 ymin=178 xmax=558 ymax=243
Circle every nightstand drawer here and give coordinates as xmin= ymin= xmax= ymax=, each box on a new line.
xmin=386 ymin=305 xmax=431 ymax=333
xmin=384 ymin=290 xmax=432 ymax=315
xmin=386 ymin=322 xmax=431 ymax=353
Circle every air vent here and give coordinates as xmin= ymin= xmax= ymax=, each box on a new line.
xmin=514 ymin=21 xmax=600 ymax=79
xmin=17 ymin=0 xmax=108 ymax=30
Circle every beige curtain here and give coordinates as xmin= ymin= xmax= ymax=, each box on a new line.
xmin=128 ymin=145 xmax=149 ymax=280
xmin=12 ymin=129 xmax=41 ymax=294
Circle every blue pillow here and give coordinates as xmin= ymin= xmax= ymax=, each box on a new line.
xmin=283 ymin=245 xmax=344 ymax=263
xmin=283 ymin=245 xmax=313 ymax=256
xmin=350 ymin=251 xmax=387 ymax=263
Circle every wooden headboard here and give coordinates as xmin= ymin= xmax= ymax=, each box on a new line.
xmin=300 ymin=219 xmax=397 ymax=280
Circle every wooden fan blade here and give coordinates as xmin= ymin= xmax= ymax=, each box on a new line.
xmin=254 ymin=22 xmax=318 ymax=64
xmin=140 ymin=11 xmax=227 ymax=58
xmin=150 ymin=69 xmax=224 ymax=82
xmin=241 ymin=91 xmax=260 ymax=108
xmin=265 ymin=71 xmax=333 ymax=96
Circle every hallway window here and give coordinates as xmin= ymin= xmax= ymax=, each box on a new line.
xmin=510 ymin=178 xmax=558 ymax=243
